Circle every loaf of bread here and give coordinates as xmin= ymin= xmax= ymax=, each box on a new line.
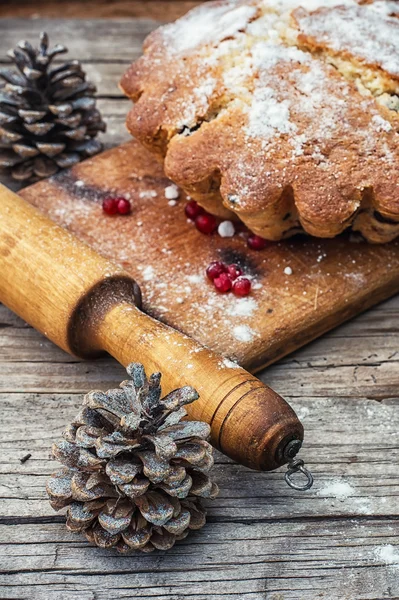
xmin=121 ymin=0 xmax=399 ymax=243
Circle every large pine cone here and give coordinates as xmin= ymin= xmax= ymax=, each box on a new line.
xmin=0 ymin=32 xmax=105 ymax=182
xmin=47 ymin=363 xmax=219 ymax=553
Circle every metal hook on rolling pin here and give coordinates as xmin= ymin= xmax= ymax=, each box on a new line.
xmin=282 ymin=439 xmax=314 ymax=491
xmin=285 ymin=458 xmax=314 ymax=491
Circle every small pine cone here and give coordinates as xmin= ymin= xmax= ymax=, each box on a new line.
xmin=47 ymin=363 xmax=219 ymax=553
xmin=0 ymin=32 xmax=105 ymax=182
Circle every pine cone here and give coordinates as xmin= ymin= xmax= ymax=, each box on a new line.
xmin=0 ymin=32 xmax=105 ymax=182
xmin=47 ymin=363 xmax=219 ymax=553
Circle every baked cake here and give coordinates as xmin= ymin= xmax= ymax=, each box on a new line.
xmin=120 ymin=0 xmax=399 ymax=243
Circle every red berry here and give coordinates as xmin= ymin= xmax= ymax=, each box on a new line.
xmin=102 ymin=197 xmax=118 ymax=215
xmin=247 ymin=234 xmax=269 ymax=251
xmin=185 ymin=200 xmax=204 ymax=220
xmin=232 ymin=277 xmax=252 ymax=297
xmin=195 ymin=213 xmax=217 ymax=234
xmin=227 ymin=264 xmax=243 ymax=281
xmin=117 ymin=198 xmax=131 ymax=215
xmin=206 ymin=261 xmax=227 ymax=281
xmin=214 ymin=272 xmax=232 ymax=293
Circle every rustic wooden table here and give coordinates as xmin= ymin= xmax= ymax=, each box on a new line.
xmin=0 ymin=14 xmax=399 ymax=600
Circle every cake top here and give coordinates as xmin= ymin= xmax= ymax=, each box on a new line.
xmin=121 ymin=0 xmax=399 ymax=233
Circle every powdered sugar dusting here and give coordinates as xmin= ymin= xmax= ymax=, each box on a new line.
xmin=372 ymin=114 xmax=392 ymax=132
xmin=142 ymin=266 xmax=154 ymax=281
xmin=373 ymin=545 xmax=399 ymax=568
xmin=294 ymin=4 xmax=399 ymax=77
xmin=265 ymin=0 xmax=356 ymax=11
xmin=233 ymin=324 xmax=256 ymax=342
xmin=227 ymin=297 xmax=258 ymax=317
xmin=221 ymin=357 xmax=241 ymax=369
xmin=317 ymin=479 xmax=354 ymax=500
xmin=163 ymin=2 xmax=258 ymax=54
xmin=246 ymin=86 xmax=296 ymax=141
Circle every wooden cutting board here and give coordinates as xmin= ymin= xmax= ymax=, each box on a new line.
xmin=19 ymin=139 xmax=399 ymax=372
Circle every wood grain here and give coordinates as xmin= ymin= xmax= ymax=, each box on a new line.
xmin=0 ymin=17 xmax=398 ymax=600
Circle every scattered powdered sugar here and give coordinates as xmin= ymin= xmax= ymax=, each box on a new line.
xmin=139 ymin=190 xmax=157 ymax=199
xmin=187 ymin=274 xmax=203 ymax=284
xmin=372 ymin=115 xmax=392 ymax=132
xmin=221 ymin=357 xmax=241 ymax=369
xmin=244 ymin=42 xmax=347 ymax=155
xmin=265 ymin=0 xmax=357 ymax=12
xmin=317 ymin=479 xmax=355 ymax=500
xmin=218 ymin=220 xmax=235 ymax=237
xmin=227 ymin=297 xmax=258 ymax=317
xmin=163 ymin=2 xmax=258 ymax=54
xmin=295 ymin=405 xmax=310 ymax=420
xmin=177 ymin=76 xmax=217 ymax=129
xmin=373 ymin=545 xmax=399 ymax=567
xmin=246 ymin=86 xmax=296 ymax=141
xmin=165 ymin=184 xmax=180 ymax=200
xmin=370 ymin=1 xmax=399 ymax=18
xmin=294 ymin=4 xmax=399 ymax=77
xmin=142 ymin=266 xmax=154 ymax=281
xmin=251 ymin=41 xmax=309 ymax=71
xmin=233 ymin=324 xmax=256 ymax=342
xmin=223 ymin=55 xmax=253 ymax=95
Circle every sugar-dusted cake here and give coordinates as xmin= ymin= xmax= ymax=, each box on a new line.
xmin=120 ymin=0 xmax=399 ymax=243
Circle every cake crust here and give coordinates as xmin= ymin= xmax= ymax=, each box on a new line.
xmin=121 ymin=0 xmax=399 ymax=243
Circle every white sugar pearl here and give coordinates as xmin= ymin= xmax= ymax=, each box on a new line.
xmin=218 ymin=220 xmax=235 ymax=238
xmin=165 ymin=184 xmax=180 ymax=200
xmin=284 ymin=266 xmax=293 ymax=275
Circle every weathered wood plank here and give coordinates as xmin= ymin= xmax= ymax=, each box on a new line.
xmin=0 ymin=346 xmax=397 ymax=399
xmin=0 ymin=393 xmax=398 ymax=519
xmin=0 ymin=19 xmax=158 ymax=62
xmin=0 ymin=388 xmax=398 ymax=599
xmin=1 ymin=312 xmax=398 ymax=365
xmin=0 ymin=1 xmax=204 ymax=21
xmin=0 ymin=520 xmax=398 ymax=600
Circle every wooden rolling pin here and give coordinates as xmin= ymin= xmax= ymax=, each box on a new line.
xmin=0 ymin=184 xmax=305 ymax=473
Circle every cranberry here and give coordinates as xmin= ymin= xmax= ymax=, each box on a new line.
xmin=206 ymin=261 xmax=227 ymax=281
xmin=195 ymin=213 xmax=217 ymax=234
xmin=247 ymin=234 xmax=269 ymax=251
xmin=117 ymin=198 xmax=131 ymax=215
xmin=227 ymin=264 xmax=243 ymax=281
xmin=185 ymin=200 xmax=204 ymax=220
xmin=102 ymin=197 xmax=118 ymax=215
xmin=214 ymin=272 xmax=232 ymax=293
xmin=232 ymin=277 xmax=252 ymax=297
